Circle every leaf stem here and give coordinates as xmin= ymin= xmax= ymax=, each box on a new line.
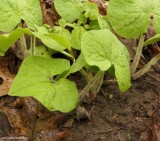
xmin=79 ymin=70 xmax=104 ymax=101
xmin=30 ymin=36 xmax=36 ymax=55
xmin=80 ymin=69 xmax=91 ymax=82
xmin=20 ymin=34 xmax=28 ymax=58
xmin=17 ymin=22 xmax=28 ymax=59
xmin=132 ymin=53 xmax=160 ymax=79
xmin=68 ymin=48 xmax=75 ymax=59
xmin=61 ymin=50 xmax=75 ymax=62
xmin=131 ymin=35 xmax=145 ymax=74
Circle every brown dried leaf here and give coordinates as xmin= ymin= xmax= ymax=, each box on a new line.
xmin=40 ymin=0 xmax=60 ymax=26
xmin=152 ymin=124 xmax=160 ymax=141
xmin=0 ymin=67 xmax=15 ymax=97
xmin=1 ymin=97 xmax=70 ymax=140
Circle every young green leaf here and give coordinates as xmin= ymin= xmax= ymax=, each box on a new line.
xmin=9 ymin=56 xmax=78 ymax=113
xmin=33 ymin=25 xmax=71 ymax=51
xmin=81 ymin=29 xmax=131 ymax=92
xmin=98 ymin=15 xmax=109 ymax=30
xmin=108 ymin=0 xmax=160 ymax=38
xmin=35 ymin=33 xmax=71 ymax=51
xmin=82 ymin=1 xmax=99 ymax=20
xmin=34 ymin=25 xmax=49 ymax=36
xmin=143 ymin=34 xmax=160 ymax=46
xmin=58 ymin=29 xmax=71 ymax=42
xmin=21 ymin=0 xmax=42 ymax=30
xmin=0 ymin=0 xmax=21 ymax=32
xmin=68 ymin=53 xmax=87 ymax=75
xmin=0 ymin=36 xmax=9 ymax=56
xmin=0 ymin=0 xmax=42 ymax=32
xmin=54 ymin=0 xmax=82 ymax=23
xmin=35 ymin=46 xmax=52 ymax=58
xmin=71 ymin=27 xmax=86 ymax=50
xmin=58 ymin=19 xmax=76 ymax=28
xmin=0 ymin=27 xmax=32 ymax=56
xmin=57 ymin=53 xmax=87 ymax=79
xmin=89 ymin=20 xmax=100 ymax=30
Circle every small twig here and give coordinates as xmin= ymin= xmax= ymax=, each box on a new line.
xmin=146 ymin=73 xmax=160 ymax=83
xmin=156 ymin=87 xmax=160 ymax=126
xmin=88 ymin=106 xmax=94 ymax=116
xmin=79 ymin=70 xmax=104 ymax=102
xmin=102 ymin=79 xmax=117 ymax=85
xmin=92 ymin=127 xmax=122 ymax=135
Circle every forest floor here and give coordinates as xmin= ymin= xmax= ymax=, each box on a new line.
xmin=65 ymin=72 xmax=160 ymax=141
xmin=0 ymin=1 xmax=160 ymax=140
xmin=0 ymin=62 xmax=159 ymax=141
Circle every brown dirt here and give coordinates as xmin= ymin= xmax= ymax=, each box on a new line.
xmin=64 ymin=72 xmax=160 ymax=141
xmin=1 ymin=71 xmax=159 ymax=141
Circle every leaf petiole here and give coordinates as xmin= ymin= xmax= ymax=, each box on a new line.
xmin=131 ymin=35 xmax=145 ymax=74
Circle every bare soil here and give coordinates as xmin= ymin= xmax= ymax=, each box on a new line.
xmin=64 ymin=72 xmax=160 ymax=141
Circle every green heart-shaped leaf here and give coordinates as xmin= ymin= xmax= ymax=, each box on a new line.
xmin=71 ymin=27 xmax=86 ymax=50
xmin=82 ymin=1 xmax=99 ymax=20
xmin=54 ymin=0 xmax=82 ymax=23
xmin=9 ymin=56 xmax=78 ymax=113
xmin=108 ymin=0 xmax=160 ymax=38
xmin=39 ymin=33 xmax=71 ymax=51
xmin=0 ymin=0 xmax=42 ymax=32
xmin=0 ymin=27 xmax=32 ymax=56
xmin=81 ymin=29 xmax=131 ymax=92
xmin=33 ymin=27 xmax=71 ymax=52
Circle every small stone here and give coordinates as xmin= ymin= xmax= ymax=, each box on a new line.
xmin=76 ymin=106 xmax=90 ymax=120
xmin=63 ymin=118 xmax=75 ymax=128
xmin=147 ymin=109 xmax=154 ymax=117
xmin=101 ymin=137 xmax=106 ymax=140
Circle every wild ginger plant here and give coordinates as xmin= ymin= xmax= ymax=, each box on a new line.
xmin=4 ymin=0 xmax=160 ymax=113
xmin=108 ymin=0 xmax=160 ymax=78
